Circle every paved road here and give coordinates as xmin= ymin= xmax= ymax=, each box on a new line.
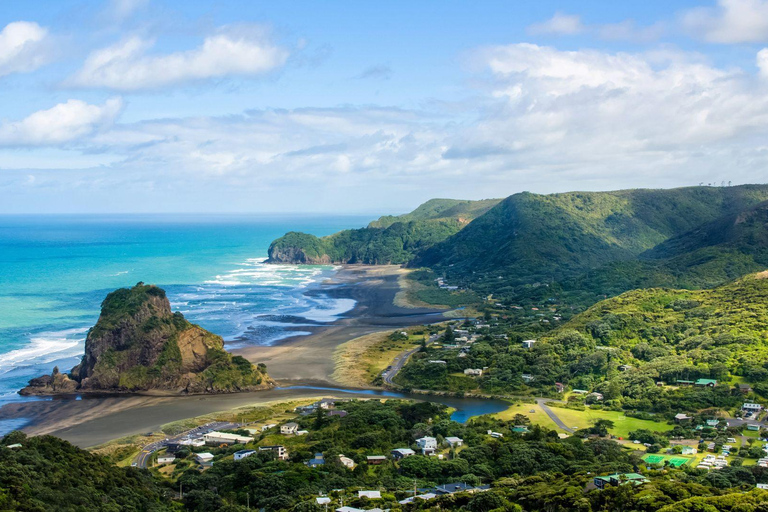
xmin=536 ymin=398 xmax=576 ymax=433
xmin=132 ymin=420 xmax=241 ymax=468
xmin=382 ymin=346 xmax=421 ymax=386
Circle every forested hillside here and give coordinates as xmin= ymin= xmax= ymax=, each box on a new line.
xmin=398 ymin=272 xmax=768 ymax=416
xmin=267 ymin=198 xmax=500 ymax=264
xmin=415 ymin=185 xmax=768 ymax=296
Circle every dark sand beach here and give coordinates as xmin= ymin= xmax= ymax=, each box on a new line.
xmin=0 ymin=266 xmax=450 ymax=447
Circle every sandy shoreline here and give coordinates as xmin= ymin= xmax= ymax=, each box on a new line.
xmin=0 ymin=265 xmax=448 ymax=447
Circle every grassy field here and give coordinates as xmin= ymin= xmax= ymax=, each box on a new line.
xmin=332 ymin=331 xmax=421 ymax=387
xmin=544 ymin=406 xmax=673 ymax=438
xmin=492 ymin=402 xmax=562 ymax=431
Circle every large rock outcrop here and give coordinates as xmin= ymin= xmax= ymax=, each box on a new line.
xmin=21 ymin=283 xmax=274 ymax=396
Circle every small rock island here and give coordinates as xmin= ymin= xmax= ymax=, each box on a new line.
xmin=21 ymin=283 xmax=274 ymax=396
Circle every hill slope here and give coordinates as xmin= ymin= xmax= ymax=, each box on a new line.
xmin=21 ymin=283 xmax=273 ymax=395
xmin=267 ymin=198 xmax=501 ymax=264
xmin=415 ymin=185 xmax=768 ymax=295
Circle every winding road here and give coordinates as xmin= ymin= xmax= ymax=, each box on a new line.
xmin=132 ymin=421 xmax=240 ymax=468
xmin=382 ymin=346 xmax=421 ymax=385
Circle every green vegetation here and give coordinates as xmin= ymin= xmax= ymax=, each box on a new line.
xmin=9 ymin=399 xmax=768 ymax=511
xmin=267 ymin=198 xmax=500 ymax=264
xmin=0 ymin=432 xmax=173 ymax=511
xmin=396 ymin=273 xmax=768 ymax=419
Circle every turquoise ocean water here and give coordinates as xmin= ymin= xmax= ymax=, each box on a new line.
xmin=0 ymin=214 xmax=371 ymax=416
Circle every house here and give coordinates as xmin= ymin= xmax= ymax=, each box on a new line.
xmin=743 ymin=403 xmax=764 ymax=413
xmin=317 ymin=497 xmax=332 ymax=505
xmin=177 ymin=438 xmax=205 ymax=447
xmin=695 ymin=379 xmax=717 ymax=387
xmin=258 ymin=445 xmax=288 ymax=460
xmin=435 ymin=483 xmax=476 ymax=495
xmin=706 ymin=419 xmax=720 ymax=427
xmin=619 ymin=364 xmax=633 ymax=372
xmin=366 ymin=455 xmax=387 ymax=465
xmin=297 ymin=430 xmax=309 ymax=436
xmin=682 ymin=446 xmax=698 ymax=455
xmin=358 ymin=491 xmax=381 ymax=499
xmin=676 ymin=380 xmax=694 ymax=386
xmin=522 ymin=340 xmax=536 ymax=349
xmin=464 ymin=368 xmax=483 ymax=376
xmin=445 ymin=436 xmax=463 ymax=448
xmin=587 ymin=392 xmax=604 ymax=401
xmin=281 ymin=422 xmax=299 ymax=435
xmin=521 ymin=374 xmax=535 ymax=383
xmin=416 ymin=436 xmax=438 ymax=455
xmin=203 ymin=431 xmax=252 ymax=445
xmin=428 ymin=360 xmax=447 ymax=365
xmin=6 ymin=444 xmax=22 ymax=449
xmin=233 ymin=450 xmax=257 ymax=461
xmin=196 ymin=453 xmax=214 ymax=466
xmin=739 ymin=384 xmax=753 ymax=394
xmin=339 ymin=454 xmax=356 ymax=469
xmin=307 ymin=453 xmax=325 ymax=467
xmin=555 ymin=382 xmax=565 ymax=393
xmin=317 ymin=398 xmax=336 ymax=410
xmin=748 ymin=424 xmax=761 ymax=431
xmin=156 ymin=454 xmax=176 ymax=464
xmin=391 ymin=448 xmax=416 ymax=460
xmin=572 ymin=389 xmax=588 ymax=395
xmin=593 ymin=473 xmax=648 ymax=490
xmin=487 ymin=430 xmax=504 ymax=438
xmin=261 ymin=423 xmax=277 ymax=431
xmin=758 ymin=483 xmax=768 ymax=490
xmin=674 ymin=413 xmax=692 ymax=422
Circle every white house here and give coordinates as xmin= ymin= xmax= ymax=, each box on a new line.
xmin=445 ymin=436 xmax=463 ymax=447
xmin=522 ymin=340 xmax=536 ymax=349
xmin=416 ymin=436 xmax=438 ymax=455
xmin=281 ymin=422 xmax=299 ymax=435
xmin=464 ymin=368 xmax=483 ymax=376
xmin=487 ymin=430 xmax=504 ymax=438
xmin=156 ymin=455 xmax=176 ymax=464
xmin=261 ymin=423 xmax=277 ymax=431
xmin=339 ymin=454 xmax=356 ymax=469
xmin=234 ymin=450 xmax=257 ymax=461
xmin=203 ymin=431 xmax=252 ymax=445
xmin=358 ymin=490 xmax=381 ymax=499
xmin=196 ymin=453 xmax=214 ymax=465
xmin=258 ymin=445 xmax=288 ymax=460
xmin=743 ymin=403 xmax=764 ymax=413
xmin=317 ymin=497 xmax=332 ymax=505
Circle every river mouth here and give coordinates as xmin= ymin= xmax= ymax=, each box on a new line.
xmin=275 ymin=385 xmax=509 ymax=423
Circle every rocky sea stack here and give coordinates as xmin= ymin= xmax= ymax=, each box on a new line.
xmin=21 ymin=283 xmax=274 ymax=396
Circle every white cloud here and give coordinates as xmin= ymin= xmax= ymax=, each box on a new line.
xmin=0 ymin=98 xmax=123 ymax=146
xmin=527 ymin=12 xmax=584 ymax=36
xmin=759 ymin=48 xmax=768 ymax=77
xmin=682 ymin=0 xmax=768 ymax=43
xmin=69 ymin=27 xmax=289 ymax=90
xmin=0 ymin=21 xmax=50 ymax=77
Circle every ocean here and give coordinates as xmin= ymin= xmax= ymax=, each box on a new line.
xmin=0 ymin=214 xmax=372 ymax=415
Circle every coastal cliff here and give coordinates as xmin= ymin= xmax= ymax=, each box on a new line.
xmin=21 ymin=283 xmax=274 ymax=396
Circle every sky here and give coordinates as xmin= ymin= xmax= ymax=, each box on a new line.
xmin=2 ymin=0 xmax=768 ymax=214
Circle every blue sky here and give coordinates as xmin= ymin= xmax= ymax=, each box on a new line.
xmin=2 ymin=0 xmax=768 ymax=213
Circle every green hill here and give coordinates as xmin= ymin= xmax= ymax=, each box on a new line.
xmin=267 ymin=197 xmax=500 ymax=264
xmin=0 ymin=432 xmax=173 ymax=511
xmin=413 ymin=185 xmax=768 ymax=301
